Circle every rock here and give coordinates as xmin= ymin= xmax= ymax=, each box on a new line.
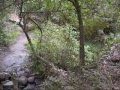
xmin=28 ymin=76 xmax=35 ymax=84
xmin=0 ymin=72 xmax=11 ymax=81
xmin=25 ymin=69 xmax=31 ymax=74
xmin=19 ymin=85 xmax=26 ymax=90
xmin=17 ymin=71 xmax=25 ymax=77
xmin=110 ymin=46 xmax=120 ymax=62
xmin=113 ymin=87 xmax=119 ymax=90
xmin=111 ymin=55 xmax=120 ymax=62
xmin=64 ymin=86 xmax=74 ymax=90
xmin=23 ymin=84 xmax=35 ymax=90
xmin=0 ymin=73 xmax=5 ymax=81
xmin=3 ymin=80 xmax=14 ymax=90
xmin=25 ymin=69 xmax=31 ymax=77
xmin=17 ymin=69 xmax=31 ymax=77
xmin=18 ymin=76 xmax=28 ymax=86
xmin=5 ymin=73 xmax=11 ymax=80
xmin=113 ymin=51 xmax=119 ymax=56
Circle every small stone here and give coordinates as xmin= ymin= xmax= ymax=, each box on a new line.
xmin=18 ymin=76 xmax=28 ymax=86
xmin=113 ymin=51 xmax=119 ymax=56
xmin=3 ymin=80 xmax=14 ymax=90
xmin=111 ymin=55 xmax=120 ymax=62
xmin=25 ymin=69 xmax=30 ymax=74
xmin=25 ymin=69 xmax=31 ymax=77
xmin=0 ymin=73 xmax=5 ymax=81
xmin=28 ymin=76 xmax=35 ymax=84
xmin=17 ymin=71 xmax=25 ymax=77
xmin=18 ymin=85 xmax=26 ymax=90
xmin=23 ymin=84 xmax=35 ymax=90
xmin=5 ymin=73 xmax=11 ymax=80
xmin=113 ymin=87 xmax=119 ymax=90
xmin=64 ymin=86 xmax=74 ymax=90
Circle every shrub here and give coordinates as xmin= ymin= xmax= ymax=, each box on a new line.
xmin=0 ymin=23 xmax=7 ymax=46
xmin=84 ymin=18 xmax=107 ymax=40
xmin=30 ymin=21 xmax=106 ymax=72
xmin=31 ymin=21 xmax=79 ymax=71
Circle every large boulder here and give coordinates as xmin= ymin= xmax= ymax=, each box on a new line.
xmin=28 ymin=76 xmax=35 ymax=84
xmin=3 ymin=80 xmax=14 ymax=90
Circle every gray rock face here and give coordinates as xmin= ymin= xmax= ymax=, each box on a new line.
xmin=28 ymin=76 xmax=35 ymax=84
xmin=23 ymin=84 xmax=35 ymax=90
xmin=18 ymin=76 xmax=28 ymax=86
xmin=3 ymin=80 xmax=14 ymax=90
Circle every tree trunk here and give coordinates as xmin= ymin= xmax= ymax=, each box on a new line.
xmin=68 ymin=0 xmax=85 ymax=66
xmin=23 ymin=16 xmax=35 ymax=53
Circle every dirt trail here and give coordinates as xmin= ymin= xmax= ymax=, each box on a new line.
xmin=0 ymin=13 xmax=38 ymax=90
xmin=0 ymin=12 xmax=29 ymax=74
xmin=1 ymin=33 xmax=29 ymax=73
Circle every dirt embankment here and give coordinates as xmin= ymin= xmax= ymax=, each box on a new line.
xmin=99 ymin=43 xmax=120 ymax=90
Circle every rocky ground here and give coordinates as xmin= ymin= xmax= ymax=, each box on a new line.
xmin=0 ymin=37 xmax=43 ymax=90
xmin=0 ymin=68 xmax=44 ymax=90
xmin=99 ymin=43 xmax=120 ymax=90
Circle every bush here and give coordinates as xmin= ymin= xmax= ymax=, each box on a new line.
xmin=0 ymin=23 xmax=7 ymax=46
xmin=30 ymin=21 xmax=106 ymax=72
xmin=84 ymin=17 xmax=107 ymax=40
xmin=31 ymin=21 xmax=79 ymax=71
xmin=0 ymin=13 xmax=20 ymax=46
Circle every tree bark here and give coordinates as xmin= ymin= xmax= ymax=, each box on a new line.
xmin=23 ymin=16 xmax=35 ymax=53
xmin=68 ymin=0 xmax=85 ymax=66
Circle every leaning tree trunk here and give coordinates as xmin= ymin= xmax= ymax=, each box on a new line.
xmin=18 ymin=0 xmax=35 ymax=54
xmin=23 ymin=16 xmax=35 ymax=53
xmin=68 ymin=0 xmax=85 ymax=66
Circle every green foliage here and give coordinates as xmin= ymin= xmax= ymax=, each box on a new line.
xmin=0 ymin=9 xmax=18 ymax=46
xmin=0 ymin=26 xmax=20 ymax=46
xmin=32 ymin=21 xmax=79 ymax=70
xmin=30 ymin=21 xmax=110 ymax=71
xmin=84 ymin=18 xmax=107 ymax=39
xmin=31 ymin=57 xmax=46 ymax=76
xmin=0 ymin=24 xmax=7 ymax=46
xmin=6 ymin=31 xmax=20 ymax=43
xmin=85 ymin=43 xmax=101 ymax=65
xmin=105 ymin=34 xmax=120 ymax=48
xmin=1 ymin=1 xmax=119 ymax=89
xmin=24 ymin=0 xmax=42 ymax=11
xmin=0 ymin=11 xmax=7 ymax=46
xmin=41 ymin=76 xmax=63 ymax=90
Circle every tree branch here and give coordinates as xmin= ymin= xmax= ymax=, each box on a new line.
xmin=28 ymin=17 xmax=43 ymax=43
